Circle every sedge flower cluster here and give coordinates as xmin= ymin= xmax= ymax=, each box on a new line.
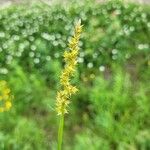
xmin=56 ymin=20 xmax=83 ymax=115
xmin=0 ymin=80 xmax=13 ymax=112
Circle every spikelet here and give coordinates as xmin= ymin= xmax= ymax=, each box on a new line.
xmin=0 ymin=80 xmax=13 ymax=112
xmin=56 ymin=20 xmax=83 ymax=115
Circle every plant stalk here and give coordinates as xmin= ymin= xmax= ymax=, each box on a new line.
xmin=57 ymin=114 xmax=64 ymax=150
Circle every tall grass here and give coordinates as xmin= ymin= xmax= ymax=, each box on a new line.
xmin=56 ymin=20 xmax=83 ymax=150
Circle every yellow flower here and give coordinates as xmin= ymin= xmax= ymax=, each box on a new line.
xmin=56 ymin=20 xmax=83 ymax=115
xmin=5 ymin=101 xmax=12 ymax=110
xmin=4 ymin=88 xmax=11 ymax=95
xmin=0 ymin=108 xmax=4 ymax=113
xmin=0 ymin=80 xmax=13 ymax=112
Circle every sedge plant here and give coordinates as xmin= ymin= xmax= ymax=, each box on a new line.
xmin=56 ymin=20 xmax=83 ymax=150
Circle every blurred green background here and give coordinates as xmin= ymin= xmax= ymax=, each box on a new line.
xmin=0 ymin=0 xmax=150 ymax=149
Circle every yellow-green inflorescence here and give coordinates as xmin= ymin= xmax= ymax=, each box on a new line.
xmin=56 ymin=20 xmax=83 ymax=115
xmin=0 ymin=80 xmax=13 ymax=112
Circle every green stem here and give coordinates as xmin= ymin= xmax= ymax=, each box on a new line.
xmin=57 ymin=114 xmax=64 ymax=150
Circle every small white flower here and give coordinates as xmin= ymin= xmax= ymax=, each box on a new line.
xmin=0 ymin=68 xmax=8 ymax=74
xmin=56 ymin=34 xmax=61 ymax=39
xmin=0 ymin=32 xmax=5 ymax=38
xmin=54 ymin=53 xmax=59 ymax=58
xmin=80 ymin=52 xmax=85 ymax=57
xmin=34 ymin=58 xmax=40 ymax=64
xmin=2 ymin=44 xmax=8 ymax=49
xmin=93 ymin=53 xmax=98 ymax=59
xmin=46 ymin=56 xmax=51 ymax=61
xmin=29 ymin=36 xmax=35 ymax=41
xmin=99 ymin=66 xmax=105 ymax=72
xmin=77 ymin=57 xmax=84 ymax=63
xmin=31 ymin=45 xmax=36 ymax=51
xmin=112 ymin=49 xmax=118 ymax=54
xmin=41 ymin=32 xmax=51 ymax=41
xmin=87 ymin=62 xmax=93 ymax=68
xmin=112 ymin=55 xmax=117 ymax=60
xmin=7 ymin=55 xmax=13 ymax=61
xmin=129 ymin=26 xmax=135 ymax=32
xmin=16 ymin=51 xmax=22 ymax=57
xmin=137 ymin=44 xmax=148 ymax=50
xmin=29 ymin=52 xmax=35 ymax=57
xmin=13 ymin=35 xmax=20 ymax=41
xmin=141 ymin=13 xmax=146 ymax=19
xmin=19 ymin=43 xmax=25 ymax=50
xmin=53 ymin=41 xmax=58 ymax=46
xmin=138 ymin=44 xmax=143 ymax=50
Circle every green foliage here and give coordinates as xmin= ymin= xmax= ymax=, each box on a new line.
xmin=0 ymin=0 xmax=149 ymax=77
xmin=89 ymin=69 xmax=149 ymax=149
xmin=0 ymin=0 xmax=149 ymax=149
xmin=0 ymin=117 xmax=47 ymax=150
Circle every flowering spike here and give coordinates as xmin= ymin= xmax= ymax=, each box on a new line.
xmin=56 ymin=20 xmax=83 ymax=115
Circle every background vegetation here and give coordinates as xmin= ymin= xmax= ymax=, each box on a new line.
xmin=0 ymin=0 xmax=150 ymax=149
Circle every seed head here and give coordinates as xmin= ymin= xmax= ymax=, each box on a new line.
xmin=56 ymin=20 xmax=83 ymax=115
